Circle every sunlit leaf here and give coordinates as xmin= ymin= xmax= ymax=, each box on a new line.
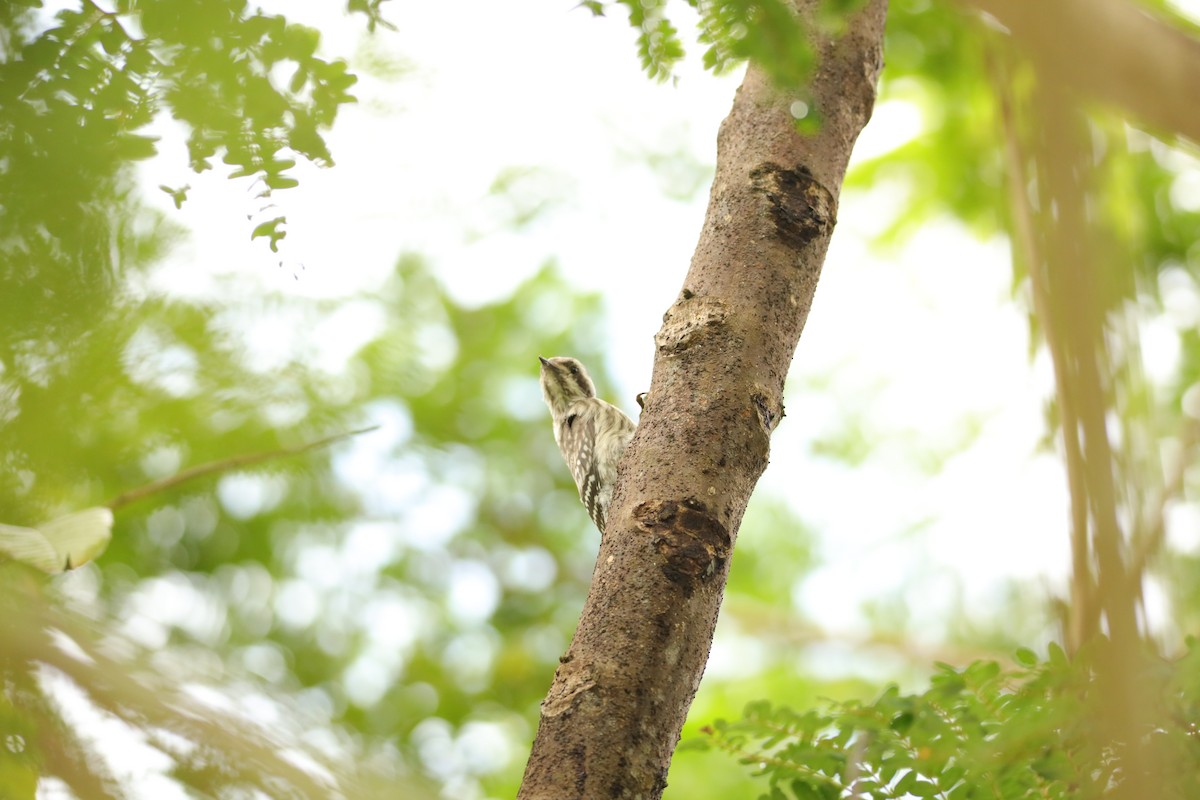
xmin=0 ymin=508 xmax=113 ymax=573
xmin=0 ymin=523 xmax=61 ymax=573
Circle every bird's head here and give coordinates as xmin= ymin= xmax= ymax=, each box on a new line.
xmin=539 ymin=356 xmax=597 ymax=416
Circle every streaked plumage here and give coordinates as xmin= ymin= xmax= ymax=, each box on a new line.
xmin=539 ymin=356 xmax=636 ymax=533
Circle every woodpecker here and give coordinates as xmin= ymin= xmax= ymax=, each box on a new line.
xmin=539 ymin=356 xmax=637 ymax=533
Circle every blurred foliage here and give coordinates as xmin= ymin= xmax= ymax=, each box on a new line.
xmin=0 ymin=564 xmax=413 ymax=798
xmin=844 ymin=0 xmax=1007 ymax=245
xmin=697 ymin=640 xmax=1200 ymax=799
xmin=849 ymin=0 xmax=1200 ymax=262
xmin=0 ymin=217 xmax=621 ymax=792
xmin=0 ymin=0 xmax=366 ymax=258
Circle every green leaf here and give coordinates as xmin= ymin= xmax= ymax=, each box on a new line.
xmin=791 ymin=778 xmax=823 ymax=800
xmin=289 ymin=65 xmax=308 ymax=93
xmin=0 ymin=523 xmax=60 ymax=573
xmin=909 ymin=779 xmax=939 ymax=797
xmin=744 ymin=699 xmax=774 ymax=718
xmin=965 ymin=660 xmax=1001 ymax=683
xmin=100 ymin=24 xmax=125 ymax=55
xmin=250 ymin=216 xmax=287 ymax=251
xmin=263 ymin=173 xmax=300 ymax=190
xmin=676 ymin=735 xmax=711 ymax=752
xmin=159 ymin=184 xmax=190 ymax=209
xmin=940 ymin=764 xmax=965 ymax=785
xmin=22 ymin=35 xmax=60 ymax=69
xmin=890 ymin=710 xmax=914 ymax=733
xmin=113 ymin=133 xmax=159 ymax=160
xmin=1014 ymin=647 xmax=1039 ymax=667
xmin=283 ymin=24 xmax=321 ymax=60
xmin=879 ymin=753 xmax=904 ymax=782
xmin=894 ymin=771 xmax=917 ymax=795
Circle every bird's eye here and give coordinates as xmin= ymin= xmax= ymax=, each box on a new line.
xmin=569 ymin=364 xmax=580 ymax=376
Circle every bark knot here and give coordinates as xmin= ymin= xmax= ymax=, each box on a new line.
xmin=655 ymin=294 xmax=728 ymax=354
xmin=633 ymin=498 xmax=731 ymax=594
xmin=749 ymin=163 xmax=835 ymax=249
xmin=541 ymin=656 xmax=596 ymax=718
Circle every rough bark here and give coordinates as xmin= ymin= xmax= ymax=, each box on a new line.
xmin=968 ymin=0 xmax=1200 ymax=143
xmin=517 ymin=2 xmax=887 ymax=797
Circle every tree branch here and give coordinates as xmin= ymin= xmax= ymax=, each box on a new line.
xmin=989 ymin=49 xmax=1099 ymax=652
xmin=967 ymin=0 xmax=1200 ymax=142
xmin=106 ymin=426 xmax=379 ymax=511
xmin=517 ymin=2 xmax=888 ymax=796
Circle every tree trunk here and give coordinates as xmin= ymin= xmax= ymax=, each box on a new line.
xmin=518 ymin=2 xmax=887 ymax=797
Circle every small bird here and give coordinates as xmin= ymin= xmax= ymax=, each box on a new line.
xmin=539 ymin=356 xmax=637 ymax=533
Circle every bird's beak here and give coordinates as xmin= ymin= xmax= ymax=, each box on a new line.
xmin=538 ymin=356 xmax=550 ymax=368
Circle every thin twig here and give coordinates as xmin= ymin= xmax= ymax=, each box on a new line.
xmin=106 ymin=425 xmax=379 ymax=511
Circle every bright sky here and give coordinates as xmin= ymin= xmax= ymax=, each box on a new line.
xmin=138 ymin=0 xmax=1082 ymax=646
